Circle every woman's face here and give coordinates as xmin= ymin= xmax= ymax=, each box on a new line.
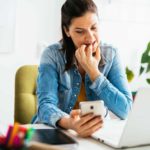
xmin=64 ymin=12 xmax=100 ymax=53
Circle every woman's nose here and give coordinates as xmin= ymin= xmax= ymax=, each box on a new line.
xmin=84 ymin=31 xmax=94 ymax=44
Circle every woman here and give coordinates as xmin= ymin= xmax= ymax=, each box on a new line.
xmin=32 ymin=0 xmax=132 ymax=137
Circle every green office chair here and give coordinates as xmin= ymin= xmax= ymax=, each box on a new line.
xmin=14 ymin=65 xmax=38 ymax=124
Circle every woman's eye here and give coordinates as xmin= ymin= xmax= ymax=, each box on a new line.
xmin=76 ymin=31 xmax=83 ymax=34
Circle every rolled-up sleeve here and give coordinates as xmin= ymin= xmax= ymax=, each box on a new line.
xmin=36 ymin=48 xmax=69 ymax=127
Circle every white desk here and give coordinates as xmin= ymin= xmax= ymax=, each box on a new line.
xmin=28 ymin=124 xmax=150 ymax=150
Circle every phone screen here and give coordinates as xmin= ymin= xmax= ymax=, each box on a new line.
xmin=30 ymin=129 xmax=77 ymax=145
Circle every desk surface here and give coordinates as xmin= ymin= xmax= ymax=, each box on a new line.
xmin=26 ymin=124 xmax=150 ymax=150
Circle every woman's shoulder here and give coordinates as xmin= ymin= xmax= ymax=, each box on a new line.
xmin=40 ymin=42 xmax=64 ymax=64
xmin=100 ymin=42 xmax=118 ymax=62
xmin=48 ymin=42 xmax=62 ymax=49
xmin=44 ymin=42 xmax=62 ymax=54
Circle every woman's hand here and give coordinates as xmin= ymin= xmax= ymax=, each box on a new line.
xmin=75 ymin=42 xmax=101 ymax=81
xmin=58 ymin=109 xmax=104 ymax=137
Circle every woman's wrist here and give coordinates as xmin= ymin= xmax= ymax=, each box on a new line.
xmin=57 ymin=117 xmax=72 ymax=129
xmin=88 ymin=69 xmax=101 ymax=81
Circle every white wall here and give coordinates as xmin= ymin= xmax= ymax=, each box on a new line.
xmin=0 ymin=0 xmax=62 ymax=125
xmin=0 ymin=0 xmax=150 ymax=125
xmin=95 ymin=0 xmax=150 ymax=90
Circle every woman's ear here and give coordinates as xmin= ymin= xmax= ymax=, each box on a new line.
xmin=63 ymin=26 xmax=70 ymax=37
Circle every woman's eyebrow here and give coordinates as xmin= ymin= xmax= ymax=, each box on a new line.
xmin=75 ymin=27 xmax=85 ymax=30
xmin=75 ymin=23 xmax=97 ymax=30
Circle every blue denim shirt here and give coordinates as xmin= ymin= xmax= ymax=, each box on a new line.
xmin=32 ymin=42 xmax=132 ymax=127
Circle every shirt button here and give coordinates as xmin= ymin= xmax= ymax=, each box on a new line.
xmin=74 ymin=94 xmax=77 ymax=97
xmin=76 ymin=83 xmax=80 ymax=86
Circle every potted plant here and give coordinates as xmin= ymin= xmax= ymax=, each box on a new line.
xmin=126 ymin=41 xmax=150 ymax=99
xmin=139 ymin=41 xmax=150 ymax=84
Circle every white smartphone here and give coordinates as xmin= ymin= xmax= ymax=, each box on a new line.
xmin=79 ymin=100 xmax=106 ymax=117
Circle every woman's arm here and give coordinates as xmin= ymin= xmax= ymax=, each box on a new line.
xmin=90 ymin=48 xmax=133 ymax=119
xmin=37 ymin=48 xmax=69 ymax=127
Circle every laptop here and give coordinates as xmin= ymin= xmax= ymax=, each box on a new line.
xmin=92 ymin=87 xmax=150 ymax=148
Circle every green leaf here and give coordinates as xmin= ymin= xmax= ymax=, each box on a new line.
xmin=147 ymin=42 xmax=150 ymax=51
xmin=126 ymin=67 xmax=134 ymax=82
xmin=141 ymin=42 xmax=150 ymax=64
xmin=139 ymin=66 xmax=145 ymax=75
xmin=146 ymin=78 xmax=150 ymax=84
xmin=146 ymin=63 xmax=150 ymax=73
xmin=141 ymin=52 xmax=150 ymax=63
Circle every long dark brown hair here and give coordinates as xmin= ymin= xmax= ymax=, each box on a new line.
xmin=61 ymin=0 xmax=98 ymax=70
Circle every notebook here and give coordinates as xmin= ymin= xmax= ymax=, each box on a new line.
xmin=91 ymin=87 xmax=150 ymax=148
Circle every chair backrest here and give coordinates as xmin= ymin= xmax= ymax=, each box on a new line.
xmin=14 ymin=65 xmax=38 ymax=124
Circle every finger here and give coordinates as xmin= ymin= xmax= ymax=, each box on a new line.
xmin=89 ymin=120 xmax=103 ymax=135
xmin=93 ymin=42 xmax=98 ymax=52
xmin=75 ymin=45 xmax=86 ymax=64
xmin=79 ymin=45 xmax=86 ymax=59
xmin=70 ymin=109 xmax=81 ymax=118
xmin=79 ymin=115 xmax=103 ymax=133
xmin=81 ymin=116 xmax=103 ymax=130
xmin=92 ymin=42 xmax=98 ymax=57
xmin=86 ymin=44 xmax=92 ymax=58
xmin=84 ymin=119 xmax=103 ymax=137
xmin=77 ymin=113 xmax=95 ymax=127
xmin=79 ymin=121 xmax=103 ymax=137
xmin=75 ymin=47 xmax=80 ymax=57
xmin=95 ymin=45 xmax=101 ymax=61
xmin=75 ymin=48 xmax=81 ymax=61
